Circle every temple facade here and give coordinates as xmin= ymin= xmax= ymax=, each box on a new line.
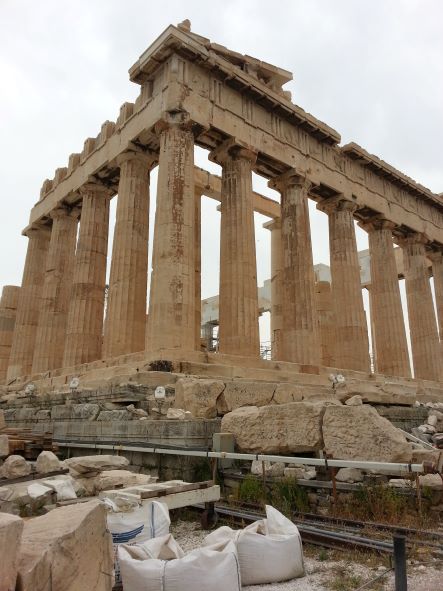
xmin=1 ymin=21 xmax=442 ymax=389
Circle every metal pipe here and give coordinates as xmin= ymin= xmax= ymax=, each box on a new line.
xmin=55 ymin=440 xmax=425 ymax=474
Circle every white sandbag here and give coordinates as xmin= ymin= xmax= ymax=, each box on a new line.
xmin=106 ymin=499 xmax=170 ymax=542
xmin=104 ymin=499 xmax=170 ymax=584
xmin=118 ymin=536 xmax=241 ymax=591
xmin=204 ymin=505 xmax=304 ymax=585
xmin=43 ymin=478 xmax=77 ymax=501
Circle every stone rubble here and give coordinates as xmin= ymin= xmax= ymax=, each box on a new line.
xmin=1 ymin=454 xmax=32 ymax=479
xmin=35 ymin=450 xmax=62 ymax=474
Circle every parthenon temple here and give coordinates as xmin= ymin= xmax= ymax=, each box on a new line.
xmin=0 ymin=20 xmax=442 ymax=397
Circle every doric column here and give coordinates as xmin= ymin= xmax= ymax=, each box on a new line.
xmin=401 ymin=233 xmax=441 ymax=381
xmin=318 ymin=196 xmax=370 ymax=372
xmin=315 ymin=281 xmax=335 ymax=367
xmin=7 ymin=227 xmax=50 ymax=380
xmin=103 ymin=151 xmax=155 ymax=358
xmin=210 ymin=140 xmax=260 ymax=357
xmin=269 ymin=171 xmax=319 ymax=365
xmin=194 ymin=189 xmax=202 ymax=349
xmin=63 ymin=183 xmax=112 ymax=367
xmin=0 ymin=286 xmax=20 ymax=381
xmin=31 ymin=207 xmax=79 ymax=373
xmin=146 ymin=114 xmax=196 ymax=351
xmin=361 ymin=218 xmax=411 ymax=377
xmin=263 ymin=219 xmax=283 ymax=360
xmin=428 ymin=249 xmax=443 ymax=341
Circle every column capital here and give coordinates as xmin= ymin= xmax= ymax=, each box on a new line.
xmin=23 ymin=225 xmax=51 ymax=240
xmin=268 ymin=169 xmax=311 ymax=193
xmin=154 ymin=111 xmax=207 ymax=138
xmin=427 ymin=248 xmax=443 ymax=263
xmin=316 ymin=194 xmax=358 ymax=215
xmin=358 ymin=216 xmax=396 ymax=233
xmin=398 ymin=231 xmax=430 ymax=248
xmin=116 ymin=148 xmax=157 ymax=170
xmin=78 ymin=182 xmax=114 ymax=199
xmin=208 ymin=138 xmax=257 ymax=167
xmin=49 ymin=205 xmax=80 ymax=221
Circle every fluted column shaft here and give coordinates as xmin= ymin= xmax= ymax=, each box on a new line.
xmin=0 ymin=286 xmax=20 ymax=381
xmin=402 ymin=234 xmax=441 ymax=381
xmin=7 ymin=228 xmax=50 ymax=379
xmin=103 ymin=152 xmax=154 ymax=358
xmin=364 ymin=219 xmax=411 ymax=377
xmin=63 ymin=183 xmax=111 ymax=367
xmin=270 ymin=172 xmax=319 ymax=365
xmin=264 ymin=219 xmax=283 ymax=360
xmin=315 ymin=281 xmax=335 ymax=367
xmin=429 ymin=250 xmax=443 ymax=341
xmin=32 ymin=207 xmax=79 ymax=373
xmin=213 ymin=143 xmax=259 ymax=356
xmin=320 ymin=197 xmax=370 ymax=372
xmin=147 ymin=116 xmax=195 ymax=351
xmin=194 ymin=190 xmax=202 ymax=349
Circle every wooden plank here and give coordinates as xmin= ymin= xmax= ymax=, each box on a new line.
xmin=0 ymin=468 xmax=69 ymax=486
xmin=139 ymin=480 xmax=212 ymax=499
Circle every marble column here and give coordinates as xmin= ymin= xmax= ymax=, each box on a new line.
xmin=362 ymin=218 xmax=411 ymax=377
xmin=270 ymin=171 xmax=319 ymax=365
xmin=32 ymin=206 xmax=79 ymax=373
xmin=103 ymin=151 xmax=154 ymax=358
xmin=194 ymin=189 xmax=202 ymax=350
xmin=428 ymin=249 xmax=443 ymax=341
xmin=7 ymin=228 xmax=50 ymax=380
xmin=263 ymin=219 xmax=283 ymax=360
xmin=0 ymin=286 xmax=20 ymax=381
xmin=211 ymin=141 xmax=260 ymax=357
xmin=63 ymin=183 xmax=112 ymax=367
xmin=318 ymin=196 xmax=370 ymax=372
xmin=401 ymin=233 xmax=441 ymax=381
xmin=315 ymin=281 xmax=335 ymax=367
xmin=147 ymin=114 xmax=196 ymax=351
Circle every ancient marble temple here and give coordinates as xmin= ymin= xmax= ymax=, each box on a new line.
xmin=1 ymin=20 xmax=442 ymax=389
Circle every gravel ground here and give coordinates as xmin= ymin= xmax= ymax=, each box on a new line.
xmin=170 ymin=520 xmax=443 ymax=591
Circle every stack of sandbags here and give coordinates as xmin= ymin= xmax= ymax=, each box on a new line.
xmin=103 ymin=498 xmax=170 ymax=585
xmin=118 ymin=534 xmax=241 ymax=591
xmin=204 ymin=505 xmax=305 ymax=585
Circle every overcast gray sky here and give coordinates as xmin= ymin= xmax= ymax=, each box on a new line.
xmin=1 ymin=0 xmax=442 ymax=350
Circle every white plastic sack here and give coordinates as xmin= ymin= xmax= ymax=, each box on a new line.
xmin=118 ymin=535 xmax=241 ymax=591
xmin=104 ymin=499 xmax=170 ymax=584
xmin=43 ymin=478 xmax=77 ymax=501
xmin=204 ymin=505 xmax=305 ymax=585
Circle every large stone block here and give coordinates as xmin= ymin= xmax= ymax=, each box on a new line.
xmin=323 ymin=405 xmax=412 ymax=462
xmin=221 ymin=402 xmax=325 ymax=453
xmin=218 ymin=380 xmax=276 ymax=412
xmin=16 ymin=499 xmax=113 ymax=591
xmin=97 ymin=410 xmax=132 ymax=421
xmin=272 ymin=383 xmax=304 ymax=404
xmin=174 ymin=377 xmax=225 ymax=418
xmin=72 ymin=403 xmax=100 ymax=421
xmin=64 ymin=454 xmax=129 ymax=475
xmin=0 ymin=512 xmax=24 ymax=591
xmin=0 ymin=409 xmax=5 ymax=430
